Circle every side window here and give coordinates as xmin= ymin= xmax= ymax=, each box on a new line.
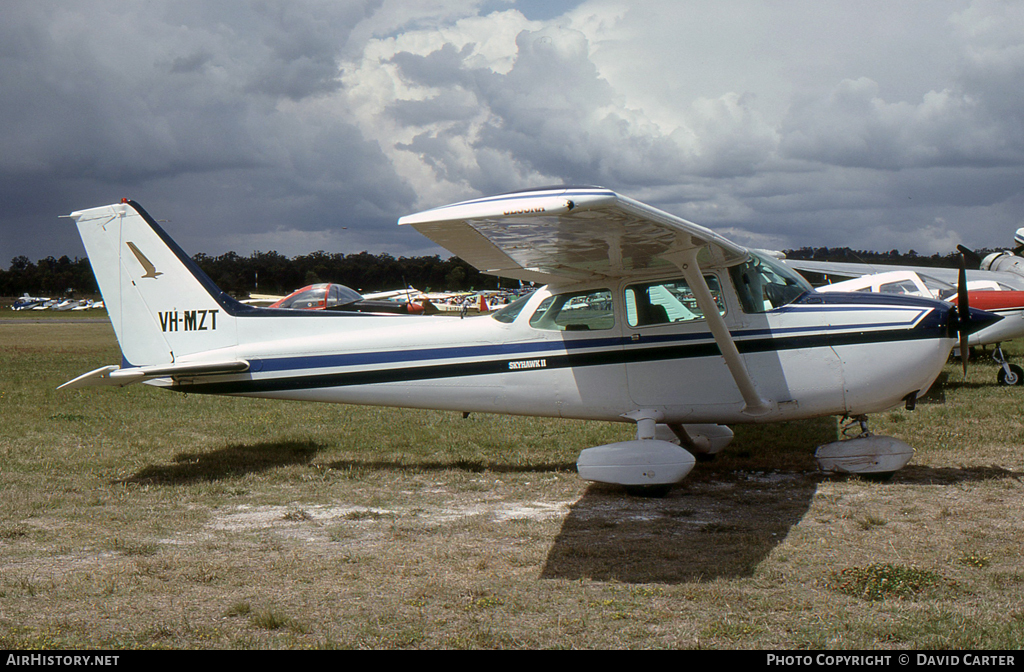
xmin=529 ymin=289 xmax=614 ymax=331
xmin=625 ymin=276 xmax=725 ymax=328
xmin=879 ymin=280 xmax=920 ymax=295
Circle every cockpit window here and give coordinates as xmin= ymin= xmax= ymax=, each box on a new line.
xmin=277 ymin=286 xmax=327 ymax=309
xmin=879 ymin=279 xmax=922 ymax=296
xmin=529 ymin=289 xmax=614 ymax=331
xmin=729 ymin=253 xmax=812 ymax=313
xmin=491 ymin=291 xmax=535 ymax=324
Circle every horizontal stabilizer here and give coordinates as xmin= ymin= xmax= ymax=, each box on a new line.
xmin=58 ymin=360 xmax=250 ymax=390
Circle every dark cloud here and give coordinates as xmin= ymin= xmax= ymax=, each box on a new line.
xmin=0 ymin=0 xmax=414 ymax=264
xmin=5 ymin=0 xmax=1024 ymax=269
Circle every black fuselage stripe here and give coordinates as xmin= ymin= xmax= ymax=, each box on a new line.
xmin=176 ymin=326 xmax=946 ymax=395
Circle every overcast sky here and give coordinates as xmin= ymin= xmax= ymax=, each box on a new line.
xmin=3 ymin=0 xmax=1024 ymax=267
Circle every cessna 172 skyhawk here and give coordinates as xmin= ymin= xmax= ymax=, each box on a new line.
xmin=59 ymin=188 xmax=998 ymax=492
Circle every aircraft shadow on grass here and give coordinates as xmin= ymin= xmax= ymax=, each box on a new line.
xmin=540 ymin=475 xmax=821 ymax=584
xmin=111 ymin=416 xmax=1021 ymax=584
xmin=538 ymin=414 xmax=1021 ymax=584
xmin=539 ymin=460 xmax=1024 ymax=585
xmin=538 ymin=417 xmax=835 ymax=584
xmin=116 ymin=440 xmax=325 ymax=486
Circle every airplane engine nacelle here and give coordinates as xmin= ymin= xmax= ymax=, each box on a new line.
xmin=577 ymin=440 xmax=696 ymax=486
xmin=981 ymin=251 xmax=1024 ymax=278
xmin=814 ymin=434 xmax=914 ymax=476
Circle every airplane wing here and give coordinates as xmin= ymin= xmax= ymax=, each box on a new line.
xmin=784 ymin=258 xmax=1024 ymax=291
xmin=399 ymin=186 xmax=750 ymax=286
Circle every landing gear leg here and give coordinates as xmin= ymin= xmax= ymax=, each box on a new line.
xmin=841 ymin=414 xmax=871 ymax=438
xmin=993 ymin=344 xmax=1024 ymax=386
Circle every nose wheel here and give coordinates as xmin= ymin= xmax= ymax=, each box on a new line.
xmin=993 ymin=345 xmax=1024 ymax=386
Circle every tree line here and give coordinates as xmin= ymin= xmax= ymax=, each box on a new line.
xmin=1 ymin=245 xmax=996 ymax=298
xmin=0 ymin=250 xmax=512 ymax=298
xmin=782 ymin=246 xmax=983 ymax=268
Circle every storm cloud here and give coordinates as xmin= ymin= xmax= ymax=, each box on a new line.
xmin=3 ymin=0 xmax=1024 ymax=266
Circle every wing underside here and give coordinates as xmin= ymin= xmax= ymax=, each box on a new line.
xmin=399 ymin=187 xmax=749 ymax=287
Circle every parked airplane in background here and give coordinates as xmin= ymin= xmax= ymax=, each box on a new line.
xmin=268 ymin=282 xmax=438 ymax=315
xmin=11 ymin=294 xmax=49 ymax=310
xmin=59 ymin=189 xmax=998 ymax=492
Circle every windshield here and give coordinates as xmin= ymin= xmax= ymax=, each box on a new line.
xmin=729 ymin=253 xmax=812 ymax=313
xmin=491 ymin=291 xmax=536 ymax=324
xmin=917 ymin=273 xmax=957 ymax=300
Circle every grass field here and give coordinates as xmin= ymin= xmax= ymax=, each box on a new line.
xmin=1 ymin=320 xmax=1023 ymax=649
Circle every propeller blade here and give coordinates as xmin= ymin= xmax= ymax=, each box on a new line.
xmin=958 ymin=255 xmax=970 ymax=377
xmin=957 ymin=244 xmax=983 ymax=269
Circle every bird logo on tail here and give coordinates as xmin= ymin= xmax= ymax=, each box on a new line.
xmin=126 ymin=241 xmax=163 ymax=279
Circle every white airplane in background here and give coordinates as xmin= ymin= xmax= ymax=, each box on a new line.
xmin=11 ymin=294 xmax=49 ymax=310
xmin=58 ymin=188 xmax=999 ymax=493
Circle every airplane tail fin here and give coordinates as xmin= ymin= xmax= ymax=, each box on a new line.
xmin=69 ymin=200 xmax=240 ymax=367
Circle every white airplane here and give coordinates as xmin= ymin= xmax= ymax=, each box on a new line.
xmin=52 ymin=298 xmax=91 ymax=311
xmin=58 ymin=189 xmax=999 ymax=493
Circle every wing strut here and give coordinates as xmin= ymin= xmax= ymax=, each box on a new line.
xmin=664 ymin=247 xmax=772 ymax=417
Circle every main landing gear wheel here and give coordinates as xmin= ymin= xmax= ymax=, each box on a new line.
xmin=998 ymin=363 xmax=1024 ymax=386
xmin=859 ymin=471 xmax=897 ymax=482
xmin=624 ymin=484 xmax=673 ymax=498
